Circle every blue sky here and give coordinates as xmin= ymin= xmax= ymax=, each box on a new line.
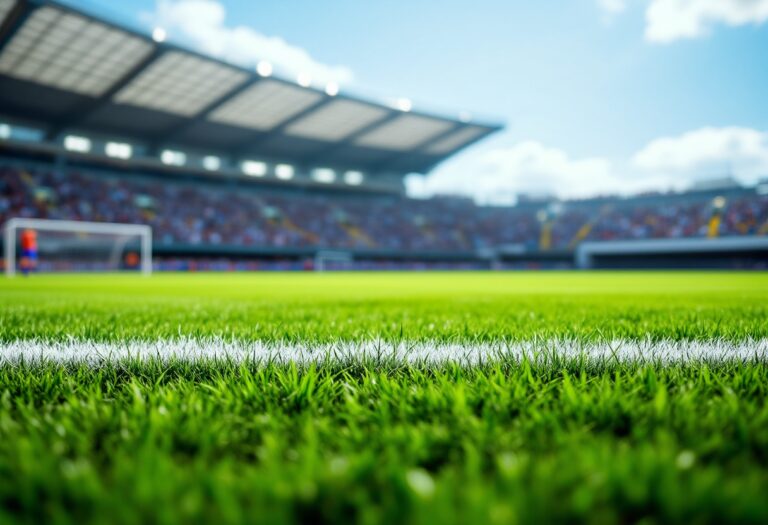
xmin=64 ymin=0 xmax=768 ymax=201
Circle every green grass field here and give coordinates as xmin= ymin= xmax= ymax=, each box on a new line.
xmin=1 ymin=272 xmax=767 ymax=524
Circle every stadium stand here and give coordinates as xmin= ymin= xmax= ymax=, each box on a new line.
xmin=2 ymin=155 xmax=767 ymax=270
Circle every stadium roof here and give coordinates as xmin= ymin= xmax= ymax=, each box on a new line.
xmin=0 ymin=0 xmax=503 ymax=175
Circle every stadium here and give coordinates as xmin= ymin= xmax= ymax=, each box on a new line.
xmin=1 ymin=0 xmax=767 ymax=523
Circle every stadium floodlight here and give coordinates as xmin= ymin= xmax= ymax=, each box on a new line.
xmin=105 ymin=142 xmax=132 ymax=159
xmin=312 ymin=168 xmax=336 ymax=183
xmin=344 ymin=170 xmax=364 ymax=185
xmin=354 ymin=114 xmax=454 ymax=150
xmin=325 ymin=82 xmax=339 ymax=97
xmin=202 ymin=155 xmax=221 ymax=171
xmin=160 ymin=149 xmax=186 ymax=166
xmin=0 ymin=123 xmax=10 ymax=139
xmin=284 ymin=99 xmax=389 ymax=142
xmin=275 ymin=164 xmax=295 ymax=180
xmin=256 ymin=60 xmax=273 ymax=77
xmin=63 ymin=135 xmax=91 ymax=153
xmin=395 ymin=98 xmax=412 ymax=112
xmin=4 ymin=218 xmax=152 ymax=276
xmin=297 ymin=73 xmax=312 ymax=88
xmin=152 ymin=27 xmax=166 ymax=43
xmin=242 ymin=160 xmax=267 ymax=177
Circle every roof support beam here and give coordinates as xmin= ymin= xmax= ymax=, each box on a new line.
xmin=233 ymin=94 xmax=335 ymax=155
xmin=148 ymin=74 xmax=265 ymax=151
xmin=45 ymin=46 xmax=166 ymax=140
xmin=0 ymin=0 xmax=35 ymax=54
xmin=300 ymin=110 xmax=402 ymax=168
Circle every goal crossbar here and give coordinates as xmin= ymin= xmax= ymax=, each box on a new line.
xmin=4 ymin=218 xmax=152 ymax=276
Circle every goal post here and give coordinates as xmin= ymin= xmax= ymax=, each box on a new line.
xmin=4 ymin=218 xmax=152 ymax=276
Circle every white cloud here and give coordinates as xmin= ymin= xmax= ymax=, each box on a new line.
xmin=408 ymin=141 xmax=622 ymax=203
xmin=410 ymin=127 xmax=768 ymax=203
xmin=645 ymin=0 xmax=768 ymax=42
xmin=632 ymin=127 xmax=768 ymax=184
xmin=598 ymin=0 xmax=628 ymax=14
xmin=143 ymin=0 xmax=353 ymax=86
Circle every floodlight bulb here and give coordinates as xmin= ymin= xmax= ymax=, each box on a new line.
xmin=312 ymin=168 xmax=336 ymax=183
xmin=275 ymin=164 xmax=295 ymax=180
xmin=256 ymin=61 xmax=273 ymax=77
xmin=297 ymin=73 xmax=312 ymax=88
xmin=105 ymin=142 xmax=132 ymax=160
xmin=344 ymin=171 xmax=364 ymax=186
xmin=242 ymin=160 xmax=267 ymax=177
xmin=152 ymin=27 xmax=166 ymax=43
xmin=203 ymin=155 xmax=221 ymax=171
xmin=395 ymin=98 xmax=412 ymax=112
xmin=325 ymin=82 xmax=339 ymax=96
xmin=64 ymin=135 xmax=91 ymax=153
xmin=161 ymin=149 xmax=186 ymax=166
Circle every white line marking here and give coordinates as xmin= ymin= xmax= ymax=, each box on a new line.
xmin=1 ymin=339 xmax=767 ymax=365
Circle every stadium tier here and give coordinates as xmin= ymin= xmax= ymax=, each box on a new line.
xmin=2 ymin=153 xmax=767 ymax=270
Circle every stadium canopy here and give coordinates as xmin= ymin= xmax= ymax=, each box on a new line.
xmin=0 ymin=0 xmax=502 ymax=175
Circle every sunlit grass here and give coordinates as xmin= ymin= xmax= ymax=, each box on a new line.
xmin=1 ymin=272 xmax=767 ymax=342
xmin=0 ymin=271 xmax=767 ymax=524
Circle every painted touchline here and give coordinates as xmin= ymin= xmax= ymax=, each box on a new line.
xmin=1 ymin=338 xmax=766 ymax=365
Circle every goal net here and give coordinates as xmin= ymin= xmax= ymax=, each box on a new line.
xmin=4 ymin=218 xmax=152 ymax=276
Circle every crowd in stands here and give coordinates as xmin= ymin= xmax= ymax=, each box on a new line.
xmin=2 ymin=162 xmax=767 ymax=253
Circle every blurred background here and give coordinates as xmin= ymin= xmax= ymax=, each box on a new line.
xmin=1 ymin=0 xmax=767 ymax=272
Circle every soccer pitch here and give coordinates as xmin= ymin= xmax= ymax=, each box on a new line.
xmin=1 ymin=272 xmax=767 ymax=524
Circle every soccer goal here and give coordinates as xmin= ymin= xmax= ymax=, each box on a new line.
xmin=4 ymin=218 xmax=152 ymax=276
xmin=314 ymin=250 xmax=354 ymax=272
